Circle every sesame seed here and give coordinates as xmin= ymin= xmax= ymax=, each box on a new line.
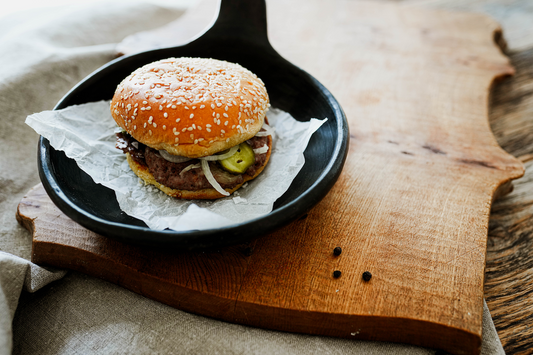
xmin=149 ymin=130 xmax=152 ymax=135
xmin=217 ymin=103 xmax=222 ymax=107
xmin=206 ymin=128 xmax=211 ymax=132
xmin=175 ymin=138 xmax=179 ymax=143
xmin=184 ymin=106 xmax=189 ymax=110
xmin=190 ymin=114 xmax=194 ymax=119
xmin=148 ymin=116 xmax=153 ymax=123
xmin=159 ymin=105 xmax=163 ymax=110
xmin=223 ymin=113 xmax=228 ymax=118
xmin=216 ymin=113 xmax=220 ymax=118
xmin=211 ymin=104 xmax=215 ymax=109
xmin=225 ymin=121 xmax=229 ymax=126
xmin=192 ymin=106 xmax=196 ymax=109
xmin=192 ymin=124 xmax=196 ymax=129
xmin=206 ymin=124 xmax=211 ymax=128
xmin=188 ymin=127 xmax=193 ymax=131
xmin=221 ymin=129 xmax=225 ymax=134
xmin=190 ymin=134 xmax=194 ymax=139
xmin=176 ymin=118 xmax=181 ymax=123
xmin=163 ymin=125 xmax=166 ymax=130
xmin=153 ymin=123 xmax=157 ymax=128
xmin=143 ymin=101 xmax=148 ymax=104
xmin=182 ymin=128 xmax=187 ymax=132
xmin=200 ymin=105 xmax=205 ymax=109
xmin=144 ymin=123 xmax=147 ymax=128
xmin=226 ymin=138 xmax=230 ymax=142
xmin=172 ymin=105 xmax=176 ymax=109
xmin=164 ymin=112 xmax=168 ymax=118
xmin=146 ymin=106 xmax=151 ymax=110
xmin=194 ymin=139 xmax=198 ymax=144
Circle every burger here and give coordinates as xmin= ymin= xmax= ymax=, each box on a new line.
xmin=111 ymin=57 xmax=273 ymax=199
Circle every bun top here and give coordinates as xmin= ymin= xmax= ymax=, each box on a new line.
xmin=111 ymin=57 xmax=269 ymax=158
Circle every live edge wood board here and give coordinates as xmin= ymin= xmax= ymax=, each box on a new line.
xmin=16 ymin=1 xmax=524 ymax=354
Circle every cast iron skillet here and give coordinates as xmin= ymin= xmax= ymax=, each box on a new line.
xmin=38 ymin=0 xmax=349 ymax=250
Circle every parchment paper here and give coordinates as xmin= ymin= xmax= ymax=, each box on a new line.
xmin=26 ymin=101 xmax=326 ymax=231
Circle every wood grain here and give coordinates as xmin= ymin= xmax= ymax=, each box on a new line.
xmin=17 ymin=1 xmax=527 ymax=354
xmin=485 ymin=48 xmax=533 ymax=354
xmin=395 ymin=1 xmax=533 ymax=353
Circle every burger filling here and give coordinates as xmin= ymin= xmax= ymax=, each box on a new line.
xmin=116 ymin=132 xmax=269 ymax=191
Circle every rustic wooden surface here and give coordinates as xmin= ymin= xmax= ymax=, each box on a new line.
xmin=392 ymin=1 xmax=533 ymax=353
xmin=17 ymin=1 xmax=528 ymax=354
xmin=486 ymin=34 xmax=533 ymax=355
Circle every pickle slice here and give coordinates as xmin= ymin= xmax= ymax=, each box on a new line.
xmin=219 ymin=143 xmax=255 ymax=174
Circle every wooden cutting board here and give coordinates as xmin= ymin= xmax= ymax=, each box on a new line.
xmin=16 ymin=1 xmax=524 ymax=354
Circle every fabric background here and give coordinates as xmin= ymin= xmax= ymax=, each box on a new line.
xmin=0 ymin=1 xmax=505 ymax=354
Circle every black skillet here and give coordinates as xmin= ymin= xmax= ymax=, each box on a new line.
xmin=38 ymin=0 xmax=349 ymax=250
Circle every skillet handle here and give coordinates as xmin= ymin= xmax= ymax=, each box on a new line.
xmin=195 ymin=0 xmax=272 ymax=49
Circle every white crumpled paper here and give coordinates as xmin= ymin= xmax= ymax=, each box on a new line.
xmin=26 ymin=101 xmax=326 ymax=231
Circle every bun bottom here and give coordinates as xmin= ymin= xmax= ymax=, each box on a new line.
xmin=126 ymin=136 xmax=272 ymax=200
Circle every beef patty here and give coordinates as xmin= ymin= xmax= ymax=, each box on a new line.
xmin=116 ymin=132 xmax=269 ymax=191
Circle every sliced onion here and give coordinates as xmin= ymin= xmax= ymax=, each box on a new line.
xmin=255 ymin=123 xmax=275 ymax=137
xmin=159 ymin=150 xmax=192 ymax=163
xmin=179 ymin=163 xmax=201 ymax=176
xmin=253 ymin=145 xmax=269 ymax=154
xmin=116 ymin=140 xmax=128 ymax=149
xmin=199 ymin=145 xmax=239 ymax=161
xmin=201 ymin=160 xmax=230 ymax=196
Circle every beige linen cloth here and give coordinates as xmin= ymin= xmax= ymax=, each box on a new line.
xmin=0 ymin=1 xmax=505 ymax=354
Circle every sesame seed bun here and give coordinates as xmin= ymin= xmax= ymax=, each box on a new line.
xmin=111 ymin=57 xmax=269 ymax=158
xmin=126 ymin=135 xmax=272 ymax=200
